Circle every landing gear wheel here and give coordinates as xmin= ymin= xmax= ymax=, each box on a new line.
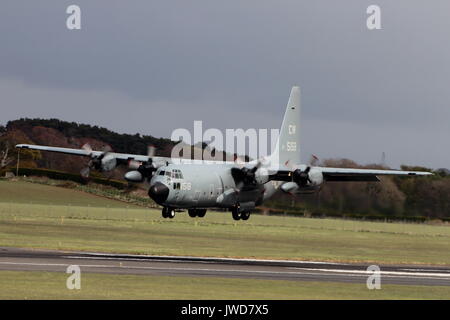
xmin=197 ymin=209 xmax=206 ymax=218
xmin=188 ymin=209 xmax=197 ymax=218
xmin=241 ymin=211 xmax=250 ymax=221
xmin=167 ymin=208 xmax=175 ymax=219
xmin=162 ymin=207 xmax=175 ymax=219
xmin=162 ymin=207 xmax=168 ymax=218
xmin=232 ymin=207 xmax=241 ymax=221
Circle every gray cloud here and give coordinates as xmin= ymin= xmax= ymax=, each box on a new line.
xmin=1 ymin=1 xmax=449 ymax=168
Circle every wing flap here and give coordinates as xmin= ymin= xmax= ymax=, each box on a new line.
xmin=319 ymin=167 xmax=432 ymax=177
xmin=323 ymin=173 xmax=380 ymax=182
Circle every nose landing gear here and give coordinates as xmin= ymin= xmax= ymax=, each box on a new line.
xmin=162 ymin=207 xmax=175 ymax=219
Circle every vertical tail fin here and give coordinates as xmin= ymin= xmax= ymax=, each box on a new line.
xmin=269 ymin=86 xmax=301 ymax=168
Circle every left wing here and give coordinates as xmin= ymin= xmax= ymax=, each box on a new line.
xmin=15 ymin=143 xmax=171 ymax=166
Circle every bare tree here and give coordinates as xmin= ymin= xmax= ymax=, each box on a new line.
xmin=0 ymin=145 xmax=13 ymax=168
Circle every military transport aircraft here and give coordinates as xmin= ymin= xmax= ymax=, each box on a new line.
xmin=16 ymin=87 xmax=432 ymax=220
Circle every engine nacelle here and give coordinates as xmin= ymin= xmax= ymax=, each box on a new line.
xmin=308 ymin=168 xmax=324 ymax=186
xmin=124 ymin=170 xmax=143 ymax=182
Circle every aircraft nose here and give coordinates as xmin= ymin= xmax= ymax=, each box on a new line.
xmin=148 ymin=182 xmax=169 ymax=204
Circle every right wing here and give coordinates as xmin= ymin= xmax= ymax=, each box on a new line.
xmin=267 ymin=164 xmax=432 ymax=182
xmin=319 ymin=167 xmax=432 ymax=182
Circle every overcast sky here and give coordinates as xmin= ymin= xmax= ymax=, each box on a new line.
xmin=1 ymin=1 xmax=449 ymax=169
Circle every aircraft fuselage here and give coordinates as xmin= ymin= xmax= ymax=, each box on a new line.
xmin=149 ymin=163 xmax=280 ymax=210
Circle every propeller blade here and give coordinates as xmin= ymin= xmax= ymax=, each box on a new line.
xmin=81 ymin=143 xmax=92 ymax=153
xmin=80 ymin=167 xmax=90 ymax=178
xmin=128 ymin=159 xmax=142 ymax=170
xmin=233 ymin=155 xmax=245 ymax=166
xmin=310 ymin=154 xmax=319 ymax=166
xmin=250 ymin=160 xmax=262 ymax=173
xmin=101 ymin=145 xmax=112 ymax=154
xmin=147 ymin=145 xmax=156 ymax=157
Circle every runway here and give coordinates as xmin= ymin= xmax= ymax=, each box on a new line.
xmin=1 ymin=247 xmax=450 ymax=286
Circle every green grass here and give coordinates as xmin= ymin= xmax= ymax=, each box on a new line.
xmin=1 ymin=271 xmax=450 ymax=299
xmin=0 ymin=180 xmax=141 ymax=208
xmin=0 ymin=180 xmax=450 ymax=265
xmin=1 ymin=180 xmax=450 ymax=299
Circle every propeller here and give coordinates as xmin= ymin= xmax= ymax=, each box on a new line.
xmin=125 ymin=145 xmax=158 ymax=182
xmin=231 ymin=161 xmax=263 ymax=191
xmin=80 ymin=144 xmax=112 ymax=178
xmin=292 ymin=166 xmax=312 ymax=187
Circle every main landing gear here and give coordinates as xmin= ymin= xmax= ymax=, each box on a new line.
xmin=161 ymin=207 xmax=175 ymax=219
xmin=162 ymin=207 xmax=207 ymax=219
xmin=188 ymin=209 xmax=207 ymax=218
xmin=231 ymin=206 xmax=251 ymax=221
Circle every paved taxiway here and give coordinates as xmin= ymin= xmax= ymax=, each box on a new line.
xmin=1 ymin=247 xmax=450 ymax=286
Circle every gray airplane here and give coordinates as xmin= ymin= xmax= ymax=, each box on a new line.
xmin=16 ymin=87 xmax=432 ymax=220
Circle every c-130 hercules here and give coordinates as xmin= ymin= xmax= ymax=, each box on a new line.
xmin=16 ymin=87 xmax=431 ymax=220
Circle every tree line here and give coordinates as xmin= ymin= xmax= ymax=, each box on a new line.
xmin=2 ymin=118 xmax=449 ymax=219
xmin=6 ymin=118 xmax=176 ymax=156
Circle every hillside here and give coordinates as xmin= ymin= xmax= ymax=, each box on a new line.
xmin=1 ymin=118 xmax=175 ymax=175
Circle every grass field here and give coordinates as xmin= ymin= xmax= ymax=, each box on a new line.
xmin=1 ymin=179 xmax=450 ymax=299
xmin=0 ymin=180 xmax=142 ymax=208
xmin=0 ymin=180 xmax=449 ymax=265
xmin=1 ymin=271 xmax=450 ymax=300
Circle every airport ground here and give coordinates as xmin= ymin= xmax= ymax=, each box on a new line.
xmin=0 ymin=179 xmax=449 ymax=299
xmin=2 ymin=270 xmax=450 ymax=300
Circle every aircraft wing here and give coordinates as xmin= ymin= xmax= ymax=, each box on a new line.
xmin=15 ymin=143 xmax=166 ymax=163
xmin=268 ymin=165 xmax=432 ymax=182
xmin=318 ymin=167 xmax=432 ymax=182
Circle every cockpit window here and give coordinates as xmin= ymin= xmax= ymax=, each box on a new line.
xmin=159 ymin=170 xmax=165 ymax=176
xmin=165 ymin=171 xmax=171 ymax=177
xmin=172 ymin=169 xmax=183 ymax=179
